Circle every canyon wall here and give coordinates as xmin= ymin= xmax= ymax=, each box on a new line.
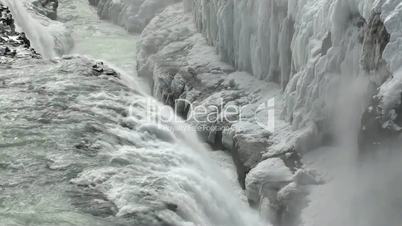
xmin=185 ymin=0 xmax=402 ymax=153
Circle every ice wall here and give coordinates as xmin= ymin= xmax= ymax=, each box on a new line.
xmin=186 ymin=0 xmax=402 ymax=151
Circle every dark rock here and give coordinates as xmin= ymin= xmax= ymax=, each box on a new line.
xmin=165 ymin=202 xmax=178 ymax=212
xmin=105 ymin=68 xmax=119 ymax=77
xmin=321 ymin=32 xmax=332 ymax=56
xmin=361 ymin=13 xmax=390 ymax=75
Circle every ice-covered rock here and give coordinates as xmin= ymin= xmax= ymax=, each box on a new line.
xmin=245 ymin=158 xmax=294 ymax=225
xmin=245 ymin=158 xmax=293 ymax=205
xmin=246 ymin=163 xmax=321 ymax=226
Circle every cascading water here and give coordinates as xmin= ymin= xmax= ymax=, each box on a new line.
xmin=2 ymin=0 xmax=56 ymax=58
xmin=301 ymin=75 xmax=371 ymax=226
xmin=0 ymin=0 xmax=268 ymax=226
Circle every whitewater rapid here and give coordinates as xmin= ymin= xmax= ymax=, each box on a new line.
xmin=0 ymin=1 xmax=267 ymax=226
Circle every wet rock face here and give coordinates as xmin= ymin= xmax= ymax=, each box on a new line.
xmin=361 ymin=13 xmax=390 ymax=78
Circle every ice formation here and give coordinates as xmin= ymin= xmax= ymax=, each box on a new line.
xmin=134 ymin=0 xmax=402 ymax=225
xmin=185 ymin=0 xmax=387 ymax=145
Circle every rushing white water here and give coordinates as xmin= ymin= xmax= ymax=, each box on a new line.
xmin=0 ymin=1 xmax=267 ymax=226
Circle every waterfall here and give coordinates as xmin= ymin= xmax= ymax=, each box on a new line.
xmin=3 ymin=0 xmax=56 ymax=58
xmin=301 ymin=33 xmax=402 ymax=226
xmin=0 ymin=0 xmax=270 ymax=225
